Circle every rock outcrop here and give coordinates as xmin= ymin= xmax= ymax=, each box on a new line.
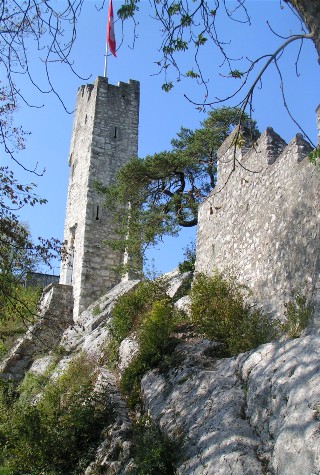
xmin=142 ymin=330 xmax=320 ymax=474
xmin=2 ymin=270 xmax=320 ymax=474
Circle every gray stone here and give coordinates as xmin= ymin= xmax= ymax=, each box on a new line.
xmin=141 ymin=329 xmax=320 ymax=475
xmin=29 ymin=355 xmax=55 ymax=375
xmin=162 ymin=268 xmax=193 ymax=299
xmin=59 ymin=77 xmax=140 ymax=320
xmin=141 ymin=340 xmax=264 ymax=475
xmin=196 ymin=125 xmax=320 ymax=322
xmin=118 ymin=335 xmax=139 ymax=373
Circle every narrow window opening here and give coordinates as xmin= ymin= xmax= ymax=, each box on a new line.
xmin=113 ymin=126 xmax=118 ymax=139
xmin=95 ymin=205 xmax=100 ymax=221
xmin=85 ymin=114 xmax=87 ymax=124
xmin=209 ymin=206 xmax=213 ymax=215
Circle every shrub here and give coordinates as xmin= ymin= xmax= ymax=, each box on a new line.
xmin=109 ymin=279 xmax=169 ymax=345
xmin=132 ymin=416 xmax=177 ymax=475
xmin=190 ymin=272 xmax=279 ymax=356
xmin=178 ymin=241 xmax=196 ymax=273
xmin=120 ymin=299 xmax=180 ymax=408
xmin=0 ymin=353 xmax=113 ymax=474
xmin=282 ymin=292 xmax=313 ymax=338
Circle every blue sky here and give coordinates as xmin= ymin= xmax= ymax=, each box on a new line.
xmin=6 ymin=0 xmax=319 ymax=276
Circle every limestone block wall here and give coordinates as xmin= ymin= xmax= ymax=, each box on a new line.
xmin=196 ymin=125 xmax=320 ymax=319
xmin=0 ymin=284 xmax=73 ymax=382
xmin=60 ymin=77 xmax=140 ymax=319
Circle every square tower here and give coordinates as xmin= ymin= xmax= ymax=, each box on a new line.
xmin=60 ymin=76 xmax=140 ymax=319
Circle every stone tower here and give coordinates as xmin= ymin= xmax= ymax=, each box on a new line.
xmin=60 ymin=76 xmax=140 ymax=319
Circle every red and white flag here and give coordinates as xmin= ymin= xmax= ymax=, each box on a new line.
xmin=107 ymin=0 xmax=116 ymax=57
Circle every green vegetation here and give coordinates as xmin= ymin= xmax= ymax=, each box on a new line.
xmin=0 ymin=205 xmax=58 ymax=360
xmin=190 ymin=272 xmax=280 ymax=356
xmin=132 ymin=416 xmax=178 ymax=475
xmin=0 ymin=353 xmax=113 ymax=474
xmin=308 ymin=146 xmax=320 ymax=166
xmin=120 ymin=299 xmax=181 ymax=407
xmin=0 ymin=284 xmax=41 ymax=358
xmin=282 ymin=292 xmax=313 ymax=338
xmin=109 ymin=279 xmax=170 ymax=346
xmin=108 ymin=280 xmax=185 ymax=407
xmin=178 ymin=241 xmax=196 ymax=273
xmin=92 ymin=304 xmax=101 ymax=316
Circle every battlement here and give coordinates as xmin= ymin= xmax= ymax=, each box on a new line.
xmin=77 ymin=77 xmax=139 ymax=98
xmin=196 ymin=109 xmax=320 ymax=320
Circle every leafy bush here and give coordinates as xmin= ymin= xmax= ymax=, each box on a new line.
xmin=0 ymin=353 xmax=113 ymax=474
xmin=132 ymin=416 xmax=177 ymax=475
xmin=109 ymin=279 xmax=169 ymax=345
xmin=178 ymin=241 xmax=196 ymax=273
xmin=190 ymin=272 xmax=279 ymax=356
xmin=282 ymin=292 xmax=313 ymax=338
xmin=120 ymin=299 xmax=181 ymax=407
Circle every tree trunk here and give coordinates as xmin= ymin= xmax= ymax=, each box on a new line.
xmin=288 ymin=0 xmax=320 ymax=61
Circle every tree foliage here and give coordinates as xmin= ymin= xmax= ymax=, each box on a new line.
xmin=117 ymin=0 xmax=319 ymax=150
xmin=0 ymin=166 xmax=60 ymax=333
xmin=101 ymin=107 xmax=259 ymax=266
xmin=118 ymin=0 xmax=319 ymax=100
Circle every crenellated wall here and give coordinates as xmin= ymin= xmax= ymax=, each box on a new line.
xmin=196 ymin=122 xmax=320 ymax=319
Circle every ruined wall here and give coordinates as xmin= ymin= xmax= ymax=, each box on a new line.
xmin=60 ymin=77 xmax=140 ymax=319
xmin=196 ymin=124 xmax=320 ymax=319
xmin=0 ymin=284 xmax=73 ymax=382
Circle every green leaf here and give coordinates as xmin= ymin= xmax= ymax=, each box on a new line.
xmin=161 ymin=82 xmax=174 ymax=92
xmin=229 ymin=70 xmax=244 ymax=79
xmin=162 ymin=45 xmax=174 ymax=55
xmin=167 ymin=3 xmax=180 ymax=15
xmin=308 ymin=147 xmax=320 ymax=165
xmin=181 ymin=14 xmax=192 ymax=26
xmin=185 ymin=70 xmax=200 ymax=79
xmin=195 ymin=34 xmax=207 ymax=46
xmin=117 ymin=1 xmax=139 ymax=20
xmin=172 ymin=38 xmax=188 ymax=51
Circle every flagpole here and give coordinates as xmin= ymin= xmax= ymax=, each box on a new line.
xmin=104 ymin=43 xmax=108 ymax=78
xmin=105 ymin=0 xmax=116 ymax=78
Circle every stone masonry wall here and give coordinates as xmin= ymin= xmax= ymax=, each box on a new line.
xmin=60 ymin=77 xmax=140 ymax=319
xmin=0 ymin=284 xmax=73 ymax=382
xmin=196 ymin=124 xmax=320 ymax=320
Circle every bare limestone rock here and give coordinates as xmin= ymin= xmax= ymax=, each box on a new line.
xmin=141 ymin=331 xmax=320 ymax=475
xmin=163 ymin=268 xmax=193 ymax=299
xmin=241 ymin=334 xmax=320 ymax=474
xmin=118 ymin=335 xmax=139 ymax=373
xmin=85 ymin=367 xmax=133 ymax=475
xmin=142 ymin=339 xmax=264 ymax=475
xmin=60 ymin=279 xmax=140 ymax=356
